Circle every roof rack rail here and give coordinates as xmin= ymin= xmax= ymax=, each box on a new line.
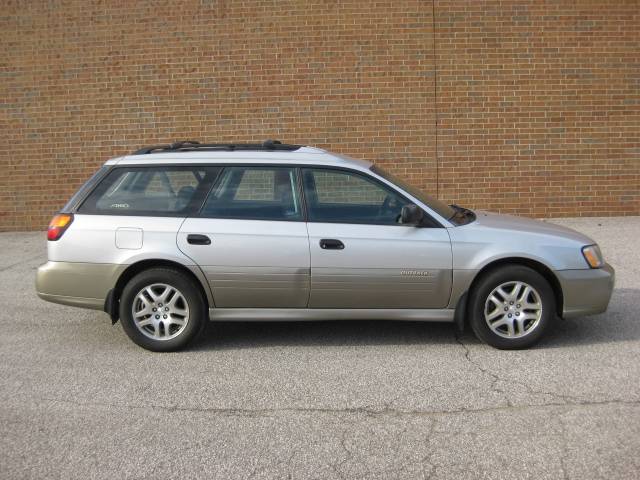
xmin=132 ymin=139 xmax=301 ymax=155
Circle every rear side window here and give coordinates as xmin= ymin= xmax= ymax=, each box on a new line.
xmin=201 ymin=166 xmax=302 ymax=221
xmin=62 ymin=166 xmax=109 ymax=212
xmin=79 ymin=166 xmax=221 ymax=216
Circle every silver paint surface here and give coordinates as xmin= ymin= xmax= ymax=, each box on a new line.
xmin=307 ymin=223 xmax=452 ymax=308
xmin=178 ymin=218 xmax=310 ymax=308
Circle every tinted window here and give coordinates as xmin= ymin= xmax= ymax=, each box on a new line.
xmin=79 ymin=166 xmax=220 ymax=215
xmin=201 ymin=167 xmax=302 ymax=221
xmin=302 ymin=168 xmax=411 ymax=225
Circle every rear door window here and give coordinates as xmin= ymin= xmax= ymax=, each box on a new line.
xmin=201 ymin=166 xmax=302 ymax=221
xmin=79 ymin=166 xmax=221 ymax=216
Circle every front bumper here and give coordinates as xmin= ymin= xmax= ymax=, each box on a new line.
xmin=36 ymin=261 xmax=125 ymax=310
xmin=557 ymin=263 xmax=615 ymax=319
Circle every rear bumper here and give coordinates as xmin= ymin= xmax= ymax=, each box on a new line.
xmin=36 ymin=261 xmax=125 ymax=310
xmin=557 ymin=263 xmax=615 ymax=319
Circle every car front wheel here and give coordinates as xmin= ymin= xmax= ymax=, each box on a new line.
xmin=119 ymin=268 xmax=206 ymax=352
xmin=468 ymin=265 xmax=556 ymax=349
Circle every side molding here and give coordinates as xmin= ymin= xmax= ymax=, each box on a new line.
xmin=209 ymin=308 xmax=456 ymax=322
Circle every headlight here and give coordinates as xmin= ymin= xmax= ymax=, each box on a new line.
xmin=582 ymin=244 xmax=604 ymax=269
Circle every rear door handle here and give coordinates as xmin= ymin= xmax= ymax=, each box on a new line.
xmin=187 ymin=234 xmax=211 ymax=245
xmin=319 ymin=239 xmax=344 ymax=250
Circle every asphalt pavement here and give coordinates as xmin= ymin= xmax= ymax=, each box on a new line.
xmin=1 ymin=217 xmax=639 ymax=479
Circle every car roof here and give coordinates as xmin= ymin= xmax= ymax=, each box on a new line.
xmin=106 ymin=146 xmax=373 ymax=171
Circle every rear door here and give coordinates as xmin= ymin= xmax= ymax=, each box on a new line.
xmin=302 ymin=167 xmax=453 ymax=309
xmin=177 ymin=165 xmax=310 ymax=308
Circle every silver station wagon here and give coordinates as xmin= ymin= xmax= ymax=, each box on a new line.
xmin=36 ymin=140 xmax=615 ymax=351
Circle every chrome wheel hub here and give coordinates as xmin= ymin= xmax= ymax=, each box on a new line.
xmin=484 ymin=281 xmax=542 ymax=339
xmin=132 ymin=283 xmax=189 ymax=340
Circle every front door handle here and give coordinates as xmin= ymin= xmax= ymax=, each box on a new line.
xmin=319 ymin=239 xmax=344 ymax=250
xmin=187 ymin=234 xmax=211 ymax=245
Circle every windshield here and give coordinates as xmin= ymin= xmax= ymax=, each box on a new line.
xmin=370 ymin=166 xmax=456 ymax=221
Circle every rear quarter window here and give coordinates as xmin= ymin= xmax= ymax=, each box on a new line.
xmin=78 ymin=166 xmax=221 ymax=216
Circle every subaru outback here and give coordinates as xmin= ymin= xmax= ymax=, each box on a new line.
xmin=36 ymin=140 xmax=615 ymax=351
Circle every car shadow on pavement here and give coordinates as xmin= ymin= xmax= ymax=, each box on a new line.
xmin=192 ymin=319 xmax=458 ymax=351
xmin=189 ymin=288 xmax=639 ymax=351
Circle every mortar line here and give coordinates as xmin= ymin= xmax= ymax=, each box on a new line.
xmin=432 ymin=0 xmax=439 ymax=198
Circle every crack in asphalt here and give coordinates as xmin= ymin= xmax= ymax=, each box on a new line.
xmin=557 ymin=413 xmax=572 ymax=480
xmin=331 ymin=429 xmax=355 ymax=480
xmin=454 ymin=332 xmax=513 ymax=407
xmin=406 ymin=419 xmax=438 ymax=480
xmin=328 ymin=421 xmax=433 ymax=480
xmin=375 ymin=381 xmax=451 ymax=412
xmin=454 ymin=332 xmax=587 ymax=406
xmin=39 ymin=395 xmax=639 ymax=419
xmin=421 ymin=419 xmax=438 ymax=480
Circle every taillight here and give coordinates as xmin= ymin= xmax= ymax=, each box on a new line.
xmin=47 ymin=214 xmax=74 ymax=241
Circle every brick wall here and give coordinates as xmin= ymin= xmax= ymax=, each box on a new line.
xmin=435 ymin=0 xmax=640 ymax=217
xmin=1 ymin=0 xmax=637 ymax=231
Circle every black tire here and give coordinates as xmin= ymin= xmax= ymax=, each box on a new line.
xmin=119 ymin=268 xmax=206 ymax=352
xmin=468 ymin=265 xmax=555 ymax=349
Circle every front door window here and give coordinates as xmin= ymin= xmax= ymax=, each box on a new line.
xmin=302 ymin=168 xmax=410 ymax=225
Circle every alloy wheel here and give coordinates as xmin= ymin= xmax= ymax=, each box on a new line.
xmin=131 ymin=283 xmax=190 ymax=340
xmin=484 ymin=281 xmax=543 ymax=339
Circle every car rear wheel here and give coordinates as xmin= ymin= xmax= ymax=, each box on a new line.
xmin=468 ymin=265 xmax=555 ymax=349
xmin=119 ymin=268 xmax=206 ymax=352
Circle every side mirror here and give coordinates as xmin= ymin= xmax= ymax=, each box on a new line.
xmin=401 ymin=204 xmax=424 ymax=226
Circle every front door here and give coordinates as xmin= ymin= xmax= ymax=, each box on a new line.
xmin=302 ymin=168 xmax=452 ymax=309
xmin=178 ymin=166 xmax=310 ymax=308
